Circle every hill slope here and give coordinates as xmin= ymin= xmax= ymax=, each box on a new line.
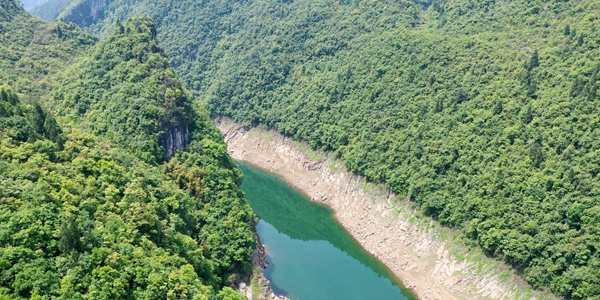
xmin=56 ymin=0 xmax=600 ymax=298
xmin=0 ymin=0 xmax=94 ymax=97
xmin=0 ymin=2 xmax=254 ymax=299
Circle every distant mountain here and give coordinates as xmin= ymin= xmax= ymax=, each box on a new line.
xmin=57 ymin=0 xmax=111 ymax=27
xmin=28 ymin=0 xmax=72 ymax=21
xmin=53 ymin=0 xmax=600 ymax=298
xmin=20 ymin=0 xmax=48 ymax=9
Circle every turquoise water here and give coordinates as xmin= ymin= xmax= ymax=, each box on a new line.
xmin=239 ymin=163 xmax=416 ymax=300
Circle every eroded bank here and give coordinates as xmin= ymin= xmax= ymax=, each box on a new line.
xmin=217 ymin=118 xmax=556 ymax=300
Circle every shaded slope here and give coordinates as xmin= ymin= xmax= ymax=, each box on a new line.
xmin=29 ymin=0 xmax=73 ymax=21
xmin=21 ymin=0 xmax=49 ymax=9
xmin=58 ymin=0 xmax=110 ymax=27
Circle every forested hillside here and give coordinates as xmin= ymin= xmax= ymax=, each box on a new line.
xmin=1 ymin=1 xmax=254 ymax=298
xmin=0 ymin=0 xmax=93 ymax=97
xmin=55 ymin=0 xmax=600 ymax=298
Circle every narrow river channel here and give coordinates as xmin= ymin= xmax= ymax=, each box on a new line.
xmin=239 ymin=162 xmax=417 ymax=300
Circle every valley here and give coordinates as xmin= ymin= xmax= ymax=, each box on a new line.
xmin=2 ymin=0 xmax=600 ymax=298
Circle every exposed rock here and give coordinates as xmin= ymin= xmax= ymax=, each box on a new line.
xmin=161 ymin=122 xmax=189 ymax=158
xmin=238 ymin=233 xmax=290 ymax=300
xmin=60 ymin=0 xmax=114 ymax=28
xmin=305 ymin=161 xmax=322 ymax=170
xmin=252 ymin=233 xmax=269 ymax=270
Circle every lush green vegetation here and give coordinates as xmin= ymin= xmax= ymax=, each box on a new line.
xmin=59 ymin=0 xmax=600 ymax=298
xmin=1 ymin=2 xmax=254 ymax=299
xmin=0 ymin=0 xmax=94 ymax=98
xmin=52 ymin=17 xmax=197 ymax=163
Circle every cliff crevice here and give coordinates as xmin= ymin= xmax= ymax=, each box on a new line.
xmin=161 ymin=122 xmax=189 ymax=158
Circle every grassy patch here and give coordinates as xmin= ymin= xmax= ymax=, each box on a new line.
xmin=250 ymin=267 xmax=267 ymax=300
xmin=248 ymin=127 xmax=274 ymax=140
xmin=328 ymin=161 xmax=340 ymax=171
xmin=451 ymin=249 xmax=466 ymax=262
xmin=290 ymin=140 xmax=325 ymax=161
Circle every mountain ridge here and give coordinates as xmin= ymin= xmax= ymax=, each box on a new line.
xmin=0 ymin=2 xmax=255 ymax=299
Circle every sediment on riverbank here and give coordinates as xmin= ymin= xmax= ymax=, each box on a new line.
xmin=217 ymin=118 xmax=556 ymax=300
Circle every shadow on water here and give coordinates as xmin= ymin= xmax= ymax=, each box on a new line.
xmin=238 ymin=162 xmax=416 ymax=299
xmin=263 ymin=259 xmax=291 ymax=297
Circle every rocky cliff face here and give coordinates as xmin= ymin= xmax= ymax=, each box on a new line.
xmin=60 ymin=0 xmax=113 ymax=27
xmin=161 ymin=122 xmax=189 ymax=158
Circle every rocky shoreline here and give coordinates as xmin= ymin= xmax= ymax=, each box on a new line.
xmin=237 ymin=233 xmax=290 ymax=300
xmin=217 ymin=118 xmax=556 ymax=300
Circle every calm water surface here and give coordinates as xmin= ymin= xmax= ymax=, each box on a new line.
xmin=239 ymin=163 xmax=416 ymax=300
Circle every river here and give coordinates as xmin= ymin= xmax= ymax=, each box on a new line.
xmin=239 ymin=162 xmax=417 ymax=300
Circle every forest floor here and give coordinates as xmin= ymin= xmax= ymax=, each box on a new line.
xmin=216 ymin=118 xmax=557 ymax=300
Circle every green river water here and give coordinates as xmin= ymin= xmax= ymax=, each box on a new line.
xmin=239 ymin=163 xmax=417 ymax=300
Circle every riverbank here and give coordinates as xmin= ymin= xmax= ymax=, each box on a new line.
xmin=237 ymin=233 xmax=290 ymax=300
xmin=216 ymin=118 xmax=556 ymax=300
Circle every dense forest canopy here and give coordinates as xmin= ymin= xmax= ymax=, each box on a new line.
xmin=54 ymin=0 xmax=600 ymax=298
xmin=0 ymin=0 xmax=94 ymax=98
xmin=0 ymin=1 xmax=254 ymax=299
xmin=52 ymin=17 xmax=198 ymax=163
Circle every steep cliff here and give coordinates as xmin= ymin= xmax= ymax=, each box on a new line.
xmin=161 ymin=122 xmax=189 ymax=158
xmin=51 ymin=17 xmax=195 ymax=161
xmin=58 ymin=0 xmax=112 ymax=27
